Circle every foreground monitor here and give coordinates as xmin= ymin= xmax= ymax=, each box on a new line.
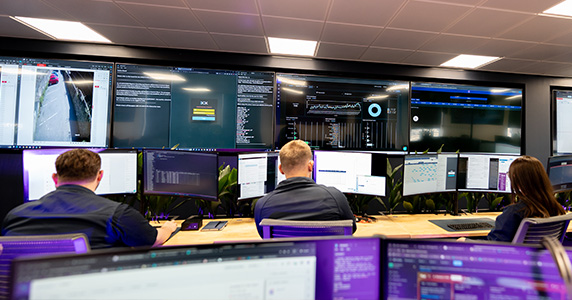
xmin=11 ymin=237 xmax=380 ymax=300
xmin=410 ymin=82 xmax=522 ymax=154
xmin=402 ymin=153 xmax=458 ymax=196
xmin=143 ymin=149 xmax=218 ymax=200
xmin=0 ymin=56 xmax=113 ymax=148
xmin=275 ymin=73 xmax=409 ymax=151
xmin=548 ymin=155 xmax=572 ymax=192
xmin=457 ymin=154 xmax=518 ymax=193
xmin=237 ymin=152 xmax=284 ymax=200
xmin=113 ymin=64 xmax=274 ymax=150
xmin=23 ymin=148 xmax=137 ymax=201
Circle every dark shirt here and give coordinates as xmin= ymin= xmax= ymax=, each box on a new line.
xmin=487 ymin=201 xmax=527 ymax=242
xmin=254 ymin=176 xmax=357 ymax=237
xmin=2 ymin=185 xmax=157 ymax=249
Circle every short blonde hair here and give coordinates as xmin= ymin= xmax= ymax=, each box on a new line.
xmin=279 ymin=140 xmax=312 ymax=173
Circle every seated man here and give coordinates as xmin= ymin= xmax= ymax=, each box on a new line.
xmin=2 ymin=149 xmax=177 ymax=249
xmin=254 ymin=140 xmax=357 ymax=237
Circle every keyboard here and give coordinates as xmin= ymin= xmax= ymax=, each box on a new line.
xmin=447 ymin=222 xmax=494 ymax=231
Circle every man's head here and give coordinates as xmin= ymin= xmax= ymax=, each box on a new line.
xmin=52 ymin=149 xmax=103 ymax=190
xmin=279 ymin=140 xmax=313 ymax=178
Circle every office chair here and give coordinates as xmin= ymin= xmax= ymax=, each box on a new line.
xmin=0 ymin=233 xmax=90 ymax=299
xmin=512 ymin=213 xmax=572 ymax=244
xmin=260 ymin=219 xmax=354 ymax=239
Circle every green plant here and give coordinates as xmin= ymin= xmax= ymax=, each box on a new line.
xmin=556 ymin=191 xmax=572 ymax=211
xmin=484 ymin=193 xmax=507 ymax=211
xmin=386 ymin=158 xmax=403 ymax=214
xmin=461 ymin=192 xmax=484 ymax=213
xmin=218 ymin=164 xmax=238 ymax=217
xmin=347 ymin=194 xmax=383 ymax=216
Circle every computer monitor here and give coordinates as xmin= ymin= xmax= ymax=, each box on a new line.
xmin=457 ymin=154 xmax=518 ymax=193
xmin=0 ymin=56 xmax=113 ymax=148
xmin=275 ymin=73 xmax=409 ymax=152
xmin=237 ymin=152 xmax=283 ymax=200
xmin=382 ymin=239 xmax=569 ymax=299
xmin=313 ymin=150 xmax=386 ymax=196
xmin=553 ymin=89 xmax=572 ymax=155
xmin=143 ymin=149 xmax=218 ymax=200
xmin=402 ymin=153 xmax=458 ymax=196
xmin=23 ymin=148 xmax=137 ymax=201
xmin=410 ymin=82 xmax=522 ymax=154
xmin=11 ymin=237 xmax=381 ymax=300
xmin=112 ymin=64 xmax=275 ymax=150
xmin=548 ymin=155 xmax=572 ymax=192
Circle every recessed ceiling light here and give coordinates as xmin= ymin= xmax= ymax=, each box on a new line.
xmin=440 ymin=54 xmax=500 ymax=69
xmin=11 ymin=16 xmax=111 ymax=43
xmin=543 ymin=0 xmax=572 ymax=17
xmin=268 ymin=37 xmax=317 ymax=56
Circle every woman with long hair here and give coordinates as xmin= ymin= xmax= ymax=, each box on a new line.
xmin=487 ymin=155 xmax=566 ymax=241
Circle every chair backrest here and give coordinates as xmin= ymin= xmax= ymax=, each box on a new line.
xmin=511 ymin=214 xmax=572 ymax=244
xmin=0 ymin=233 xmax=90 ymax=299
xmin=260 ymin=219 xmax=354 ymax=239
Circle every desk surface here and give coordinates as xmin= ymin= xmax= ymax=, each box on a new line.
xmin=160 ymin=212 xmax=503 ymax=246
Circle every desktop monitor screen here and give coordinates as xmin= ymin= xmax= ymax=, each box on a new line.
xmin=11 ymin=237 xmax=380 ymax=300
xmin=402 ymin=153 xmax=458 ymax=196
xmin=410 ymin=82 xmax=522 ymax=154
xmin=313 ymin=150 xmax=386 ymax=196
xmin=237 ymin=152 xmax=283 ymax=200
xmin=553 ymin=89 xmax=572 ymax=155
xmin=548 ymin=155 xmax=572 ymax=192
xmin=457 ymin=154 xmax=518 ymax=193
xmin=112 ymin=64 xmax=275 ymax=150
xmin=23 ymin=148 xmax=137 ymax=201
xmin=143 ymin=149 xmax=218 ymax=200
xmin=0 ymin=56 xmax=113 ymax=149
xmin=382 ymin=239 xmax=569 ymax=299
xmin=275 ymin=73 xmax=409 ymax=152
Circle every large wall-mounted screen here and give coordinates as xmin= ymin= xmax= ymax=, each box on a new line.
xmin=0 ymin=56 xmax=113 ymax=148
xmin=410 ymin=82 xmax=522 ymax=154
xmin=553 ymin=89 xmax=572 ymax=155
xmin=275 ymin=73 xmax=409 ymax=151
xmin=112 ymin=64 xmax=274 ymax=150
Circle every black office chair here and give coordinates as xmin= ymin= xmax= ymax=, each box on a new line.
xmin=511 ymin=214 xmax=572 ymax=244
xmin=260 ymin=219 xmax=354 ymax=239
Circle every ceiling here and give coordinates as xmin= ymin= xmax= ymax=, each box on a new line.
xmin=1 ymin=0 xmax=572 ymax=77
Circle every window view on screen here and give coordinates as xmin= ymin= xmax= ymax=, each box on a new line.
xmin=143 ymin=150 xmax=218 ymax=200
xmin=275 ymin=74 xmax=409 ymax=151
xmin=11 ymin=237 xmax=380 ymax=300
xmin=554 ymin=89 xmax=572 ymax=155
xmin=23 ymin=148 xmax=137 ymax=201
xmin=402 ymin=154 xmax=458 ymax=196
xmin=0 ymin=56 xmax=113 ymax=148
xmin=457 ymin=154 xmax=517 ymax=193
xmin=237 ymin=152 xmax=282 ymax=200
xmin=410 ymin=82 xmax=522 ymax=154
xmin=548 ymin=155 xmax=572 ymax=192
xmin=113 ymin=64 xmax=274 ymax=150
xmin=384 ymin=239 xmax=568 ymax=299
xmin=313 ymin=150 xmax=386 ymax=196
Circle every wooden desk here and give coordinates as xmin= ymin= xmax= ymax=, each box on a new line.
xmin=160 ymin=212 xmax=502 ymax=246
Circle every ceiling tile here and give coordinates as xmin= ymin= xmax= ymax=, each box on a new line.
xmin=115 ymin=0 xmax=187 ymax=8
xmin=262 ymin=17 xmax=323 ymax=41
xmin=423 ymin=0 xmax=482 ymax=4
xmin=389 ymin=1 xmax=472 ymax=32
xmin=210 ymin=34 xmax=267 ymax=53
xmin=545 ymin=64 xmax=572 ymax=77
xmin=328 ymin=0 xmax=405 ymax=27
xmin=509 ymin=44 xmax=572 ymax=61
xmin=545 ymin=31 xmax=572 ymax=46
xmin=479 ymin=58 xmax=537 ymax=73
xmin=150 ymin=29 xmax=218 ymax=50
xmin=481 ymin=0 xmax=563 ymax=13
xmin=419 ymin=34 xmax=489 ymax=54
xmin=471 ymin=39 xmax=536 ymax=57
xmin=0 ymin=16 xmax=52 ymax=40
xmin=45 ymin=0 xmax=140 ymax=26
xmin=401 ymin=51 xmax=457 ymax=66
xmin=446 ymin=8 xmax=531 ymax=37
xmin=1 ymin=0 xmax=72 ymax=19
xmin=316 ymin=43 xmax=367 ymax=60
xmin=258 ymin=0 xmax=330 ymax=20
xmin=185 ymin=0 xmax=258 ymax=14
xmin=372 ymin=29 xmax=437 ymax=50
xmin=321 ymin=23 xmax=382 ymax=45
xmin=117 ymin=3 xmax=203 ymax=31
xmin=87 ymin=24 xmax=167 ymax=46
xmin=513 ymin=61 xmax=572 ymax=76
xmin=498 ymin=15 xmax=572 ymax=43
xmin=361 ymin=47 xmax=414 ymax=63
xmin=194 ymin=11 xmax=263 ymax=36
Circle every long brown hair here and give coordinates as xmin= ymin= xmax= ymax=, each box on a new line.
xmin=508 ymin=155 xmax=565 ymax=218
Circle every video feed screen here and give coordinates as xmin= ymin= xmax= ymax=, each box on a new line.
xmin=0 ymin=57 xmax=113 ymax=148
xmin=402 ymin=154 xmax=458 ymax=196
xmin=275 ymin=74 xmax=409 ymax=151
xmin=143 ymin=150 xmax=218 ymax=200
xmin=23 ymin=148 xmax=137 ymax=201
xmin=553 ymin=89 xmax=572 ymax=155
xmin=548 ymin=155 xmax=572 ymax=192
xmin=410 ymin=82 xmax=522 ymax=154
xmin=457 ymin=154 xmax=518 ymax=193
xmin=113 ymin=64 xmax=274 ymax=150
xmin=237 ymin=152 xmax=283 ymax=200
